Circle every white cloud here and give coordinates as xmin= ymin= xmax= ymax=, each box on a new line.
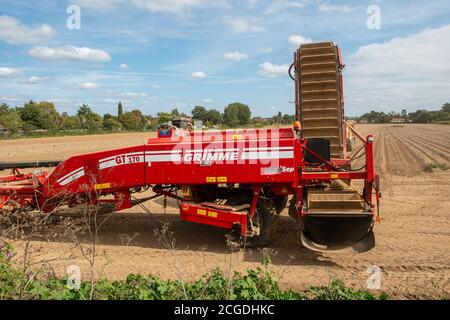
xmin=151 ymin=84 xmax=162 ymax=89
xmin=119 ymin=92 xmax=148 ymax=97
xmin=191 ymin=71 xmax=207 ymax=79
xmin=266 ymin=1 xmax=306 ymax=14
xmin=288 ymin=34 xmax=313 ymax=46
xmin=119 ymin=63 xmax=129 ymax=69
xmin=28 ymin=46 xmax=111 ymax=62
xmin=346 ymin=24 xmax=450 ymax=114
xmin=78 ymin=82 xmax=100 ymax=89
xmin=132 ymin=0 xmax=203 ymax=13
xmin=72 ymin=0 xmax=126 ymax=11
xmin=318 ymin=3 xmax=356 ymax=13
xmin=258 ymin=62 xmax=289 ymax=77
xmin=226 ymin=18 xmax=264 ymax=34
xmin=27 ymin=76 xmax=47 ymax=84
xmin=0 ymin=67 xmax=21 ymax=77
xmin=224 ymin=51 xmax=248 ymax=62
xmin=202 ymin=98 xmax=213 ymax=103
xmin=258 ymin=47 xmax=273 ymax=54
xmin=0 ymin=15 xmax=55 ymax=45
xmin=0 ymin=96 xmax=22 ymax=102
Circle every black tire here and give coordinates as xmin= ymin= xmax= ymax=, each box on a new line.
xmin=246 ymin=199 xmax=279 ymax=247
xmin=273 ymin=196 xmax=288 ymax=215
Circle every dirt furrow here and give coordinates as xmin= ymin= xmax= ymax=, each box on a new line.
xmin=389 ymin=128 xmax=442 ymax=166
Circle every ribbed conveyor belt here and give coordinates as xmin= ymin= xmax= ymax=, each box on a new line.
xmin=298 ymin=42 xmax=343 ymax=158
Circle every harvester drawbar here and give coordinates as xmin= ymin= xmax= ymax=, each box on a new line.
xmin=0 ymin=42 xmax=381 ymax=252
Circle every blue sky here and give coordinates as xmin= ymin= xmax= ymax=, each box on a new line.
xmin=1 ymin=0 xmax=450 ymax=117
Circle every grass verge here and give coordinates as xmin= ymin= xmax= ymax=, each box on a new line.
xmin=0 ymin=244 xmax=388 ymax=300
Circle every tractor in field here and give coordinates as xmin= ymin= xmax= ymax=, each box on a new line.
xmin=0 ymin=42 xmax=380 ymax=252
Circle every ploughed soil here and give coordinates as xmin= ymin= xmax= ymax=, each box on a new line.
xmin=1 ymin=124 xmax=449 ymax=299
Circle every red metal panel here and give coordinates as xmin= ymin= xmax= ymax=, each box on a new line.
xmin=179 ymin=202 xmax=247 ymax=235
xmin=145 ymin=128 xmax=297 ymax=185
xmin=43 ymin=145 xmax=147 ymax=198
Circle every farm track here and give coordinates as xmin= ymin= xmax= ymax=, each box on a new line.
xmin=1 ymin=124 xmax=450 ymax=299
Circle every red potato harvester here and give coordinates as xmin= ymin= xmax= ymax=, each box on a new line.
xmin=0 ymin=42 xmax=381 ymax=252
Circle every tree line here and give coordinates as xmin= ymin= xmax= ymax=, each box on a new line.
xmin=0 ymin=101 xmax=148 ymax=134
xmin=0 ymin=100 xmax=296 ymax=136
xmin=356 ymin=103 xmax=450 ymax=124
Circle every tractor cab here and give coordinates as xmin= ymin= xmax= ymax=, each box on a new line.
xmin=157 ymin=117 xmax=193 ymax=138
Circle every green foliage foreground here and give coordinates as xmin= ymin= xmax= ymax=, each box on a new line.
xmin=0 ymin=244 xmax=387 ymax=300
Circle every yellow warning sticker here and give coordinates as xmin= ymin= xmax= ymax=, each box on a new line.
xmin=206 ymin=177 xmax=217 ymax=183
xmin=208 ymin=211 xmax=218 ymax=218
xmin=232 ymin=134 xmax=242 ymax=140
xmin=217 ymin=177 xmax=228 ymax=183
xmin=94 ymin=183 xmax=111 ymax=190
xmin=330 ymin=174 xmax=339 ymax=180
xmin=197 ymin=209 xmax=207 ymax=216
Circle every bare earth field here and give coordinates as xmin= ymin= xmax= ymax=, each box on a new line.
xmin=1 ymin=124 xmax=449 ymax=299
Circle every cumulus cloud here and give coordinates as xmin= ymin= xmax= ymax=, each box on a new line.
xmin=318 ymin=3 xmax=356 ymax=13
xmin=226 ymin=18 xmax=264 ymax=34
xmin=288 ymin=34 xmax=313 ymax=46
xmin=28 ymin=46 xmax=111 ymax=62
xmin=119 ymin=63 xmax=129 ymax=69
xmin=224 ymin=51 xmax=248 ymax=61
xmin=191 ymin=71 xmax=207 ymax=79
xmin=345 ymin=24 xmax=450 ymax=113
xmin=202 ymin=98 xmax=213 ymax=103
xmin=0 ymin=67 xmax=21 ymax=77
xmin=78 ymin=82 xmax=100 ymax=89
xmin=0 ymin=15 xmax=55 ymax=45
xmin=258 ymin=62 xmax=289 ymax=77
xmin=27 ymin=76 xmax=47 ymax=84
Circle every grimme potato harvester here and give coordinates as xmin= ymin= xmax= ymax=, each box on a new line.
xmin=0 ymin=42 xmax=380 ymax=252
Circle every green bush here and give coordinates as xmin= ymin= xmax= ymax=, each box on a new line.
xmin=423 ymin=162 xmax=450 ymax=172
xmin=0 ymin=244 xmax=388 ymax=300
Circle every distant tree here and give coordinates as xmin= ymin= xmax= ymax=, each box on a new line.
xmin=401 ymin=109 xmax=407 ymax=119
xmin=118 ymin=101 xmax=124 ymax=117
xmin=17 ymin=101 xmax=61 ymax=131
xmin=283 ymin=114 xmax=294 ymax=124
xmin=157 ymin=112 xmax=172 ymax=124
xmin=359 ymin=111 xmax=391 ymax=123
xmin=0 ymin=109 xmax=23 ymax=133
xmin=103 ymin=114 xmax=123 ymax=131
xmin=277 ymin=111 xmax=282 ymax=124
xmin=442 ymin=103 xmax=450 ymax=113
xmin=77 ymin=104 xmax=102 ymax=130
xmin=120 ymin=110 xmax=145 ymax=131
xmin=62 ymin=116 xmax=81 ymax=130
xmin=191 ymin=106 xmax=207 ymax=122
xmin=0 ymin=103 xmax=11 ymax=114
xmin=223 ymin=103 xmax=251 ymax=127
xmin=223 ymin=106 xmax=239 ymax=127
xmin=171 ymin=108 xmax=180 ymax=117
xmin=205 ymin=109 xmax=222 ymax=125
xmin=408 ymin=110 xmax=431 ymax=123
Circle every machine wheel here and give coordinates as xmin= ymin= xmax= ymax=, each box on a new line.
xmin=273 ymin=196 xmax=288 ymax=215
xmin=245 ymin=199 xmax=279 ymax=247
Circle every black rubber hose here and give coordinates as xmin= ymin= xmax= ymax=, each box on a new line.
xmin=288 ymin=62 xmax=295 ymax=81
xmin=0 ymin=160 xmax=62 ymax=170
